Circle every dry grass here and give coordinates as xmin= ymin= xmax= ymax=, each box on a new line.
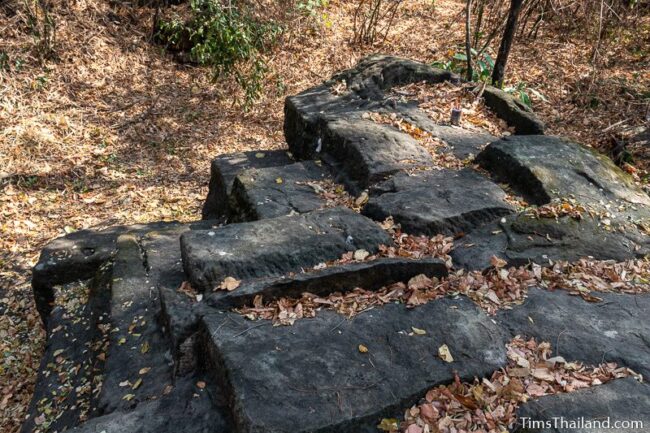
xmin=0 ymin=0 xmax=648 ymax=431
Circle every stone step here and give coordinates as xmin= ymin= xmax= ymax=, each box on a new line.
xmin=21 ymin=273 xmax=111 ymax=433
xmin=499 ymin=288 xmax=650 ymax=380
xmin=451 ymin=211 xmax=649 ymax=271
xmin=229 ymin=161 xmax=330 ymax=222
xmin=322 ymin=117 xmax=434 ymax=191
xmin=180 ymin=207 xmax=393 ymax=293
xmin=444 ymin=136 xmax=650 ymax=269
xmin=202 ymin=150 xmax=294 ymax=220
xmin=32 ymin=221 xmax=188 ymax=324
xmin=363 ymin=168 xmax=514 ymax=236
xmin=96 ymin=234 xmax=175 ymax=414
xmin=477 ymin=135 xmax=650 ymax=211
xmin=391 ymin=104 xmax=496 ymax=160
xmin=284 ymin=55 xmax=458 ymax=161
xmin=206 ymin=257 xmax=448 ymax=309
xmin=515 ymin=377 xmax=650 ymax=433
xmin=199 ymin=297 xmax=507 ymax=433
xmin=69 ymin=377 xmax=230 ymax=433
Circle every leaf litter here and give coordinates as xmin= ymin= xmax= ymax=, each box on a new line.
xmin=391 ymin=337 xmax=641 ymax=433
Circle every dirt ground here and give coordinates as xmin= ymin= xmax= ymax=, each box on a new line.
xmin=1 ymin=0 xmax=648 ymax=431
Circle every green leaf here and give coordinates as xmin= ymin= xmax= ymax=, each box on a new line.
xmin=377 ymin=418 xmax=399 ymax=432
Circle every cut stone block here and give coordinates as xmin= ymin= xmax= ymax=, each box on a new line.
xmin=201 ymin=150 xmax=294 ymax=220
xmin=206 ymin=257 xmax=448 ymax=308
xmin=482 ymin=86 xmax=545 ymax=135
xmin=363 ymin=169 xmax=514 ymax=236
xmin=181 ymin=208 xmax=393 ymax=292
xmin=69 ymin=379 xmax=230 ymax=433
xmin=515 ymin=378 xmax=650 ymax=433
xmin=451 ymin=211 xmax=649 ymax=271
xmin=229 ymin=161 xmax=330 ymax=222
xmin=32 ymin=221 xmax=188 ymax=324
xmin=96 ymin=234 xmax=175 ymax=414
xmin=477 ymin=135 xmax=650 ymax=211
xmin=201 ymin=297 xmax=507 ymax=433
xmin=394 ymin=105 xmax=497 ymax=160
xmin=499 ymin=288 xmax=650 ymax=380
xmin=21 ymin=276 xmax=111 ymax=433
xmin=284 ymin=55 xmax=458 ymax=160
xmin=322 ymin=118 xmax=433 ymax=190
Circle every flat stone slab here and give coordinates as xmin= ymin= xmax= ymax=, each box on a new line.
xmin=229 ymin=161 xmax=330 ymax=222
xmin=31 ymin=221 xmax=200 ymax=323
xmin=181 ymin=207 xmax=393 ymax=292
xmin=202 ymin=150 xmax=294 ymax=220
xmin=392 ymin=104 xmax=496 ymax=160
xmin=515 ymin=378 xmax=650 ymax=433
xmin=477 ymin=135 xmax=650 ymax=212
xmin=451 ymin=212 xmax=649 ymax=270
xmin=363 ymin=168 xmax=514 ymax=236
xmin=206 ymin=257 xmax=448 ymax=308
xmin=322 ymin=117 xmax=434 ymax=190
xmin=284 ymin=55 xmax=458 ymax=161
xmin=499 ymin=288 xmax=650 ymax=380
xmin=201 ymin=297 xmax=507 ymax=433
xmin=69 ymin=379 xmax=229 ymax=433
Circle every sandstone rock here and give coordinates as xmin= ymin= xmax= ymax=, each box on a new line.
xmin=229 ymin=161 xmax=329 ymax=222
xmin=202 ymin=150 xmax=294 ymax=220
xmin=500 ymin=288 xmax=650 ymax=380
xmin=451 ymin=212 xmax=649 ymax=270
xmin=482 ymin=85 xmax=545 ymax=134
xmin=284 ymin=55 xmax=458 ymax=161
xmin=477 ymin=135 xmax=650 ymax=211
xmin=201 ymin=297 xmax=507 ymax=433
xmin=363 ymin=169 xmax=514 ymax=236
xmin=69 ymin=379 xmax=229 ymax=433
xmin=322 ymin=118 xmax=434 ymax=190
xmin=181 ymin=208 xmax=393 ymax=292
xmin=515 ymin=378 xmax=650 ymax=433
xmin=206 ymin=257 xmax=448 ymax=308
xmin=31 ymin=221 xmax=200 ymax=323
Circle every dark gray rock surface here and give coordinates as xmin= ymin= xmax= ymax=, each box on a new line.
xmin=26 ymin=56 xmax=650 ymax=433
xmin=206 ymin=257 xmax=448 ymax=308
xmin=181 ymin=207 xmax=393 ymax=292
xmin=452 ymin=212 xmax=649 ymax=270
xmin=229 ymin=161 xmax=330 ymax=222
xmin=202 ymin=150 xmax=294 ymax=220
xmin=482 ymin=86 xmax=545 ymax=135
xmin=449 ymin=136 xmax=650 ymax=269
xmin=515 ymin=378 xmax=650 ymax=433
xmin=95 ymin=234 xmax=175 ymax=414
xmin=284 ymin=55 xmax=458 ymax=161
xmin=31 ymin=221 xmax=192 ymax=323
xmin=322 ymin=118 xmax=434 ymax=189
xmin=363 ymin=169 xmax=514 ymax=236
xmin=69 ymin=379 xmax=229 ymax=433
xmin=500 ymin=288 xmax=650 ymax=380
xmin=201 ymin=297 xmax=507 ymax=433
xmin=21 ymin=274 xmax=111 ymax=433
xmin=477 ymin=135 xmax=650 ymax=211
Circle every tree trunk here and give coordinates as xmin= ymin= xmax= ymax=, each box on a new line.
xmin=465 ymin=0 xmax=473 ymax=81
xmin=491 ymin=0 xmax=524 ymax=87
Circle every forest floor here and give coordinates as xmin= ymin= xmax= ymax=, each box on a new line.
xmin=1 ymin=0 xmax=648 ymax=431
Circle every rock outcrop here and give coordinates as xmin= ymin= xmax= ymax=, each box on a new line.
xmin=25 ymin=56 xmax=649 ymax=433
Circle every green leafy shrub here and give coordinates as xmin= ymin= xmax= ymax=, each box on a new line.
xmin=157 ymin=0 xmax=282 ymax=106
xmin=432 ymin=48 xmax=546 ymax=108
xmin=432 ymin=48 xmax=494 ymax=83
